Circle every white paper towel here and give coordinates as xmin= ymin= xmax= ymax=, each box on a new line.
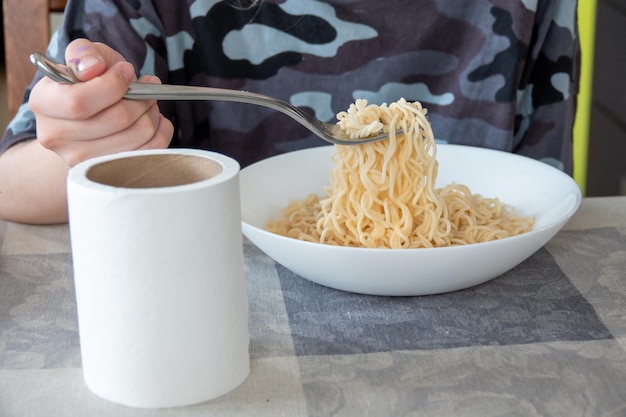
xmin=67 ymin=149 xmax=249 ymax=408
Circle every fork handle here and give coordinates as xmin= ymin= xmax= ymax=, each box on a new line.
xmin=124 ymin=82 xmax=317 ymax=130
xmin=126 ymin=82 xmax=281 ymax=107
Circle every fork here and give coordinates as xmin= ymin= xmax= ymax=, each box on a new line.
xmin=30 ymin=53 xmax=395 ymax=146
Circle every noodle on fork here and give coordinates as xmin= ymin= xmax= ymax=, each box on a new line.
xmin=265 ymin=98 xmax=534 ymax=248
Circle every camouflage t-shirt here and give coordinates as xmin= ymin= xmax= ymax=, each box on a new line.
xmin=1 ymin=0 xmax=580 ymax=172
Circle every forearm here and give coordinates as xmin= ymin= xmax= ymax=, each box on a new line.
xmin=0 ymin=140 xmax=70 ymax=224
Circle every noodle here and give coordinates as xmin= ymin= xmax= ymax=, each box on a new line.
xmin=265 ymin=98 xmax=534 ymax=248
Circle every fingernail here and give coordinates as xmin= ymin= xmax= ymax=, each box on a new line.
xmin=71 ymin=56 xmax=100 ymax=73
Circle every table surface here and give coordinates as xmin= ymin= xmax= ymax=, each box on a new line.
xmin=1 ymin=196 xmax=625 ymax=417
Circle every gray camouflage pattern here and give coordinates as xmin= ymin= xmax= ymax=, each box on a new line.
xmin=1 ymin=0 xmax=579 ymax=173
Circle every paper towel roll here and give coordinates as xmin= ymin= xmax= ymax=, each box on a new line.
xmin=67 ymin=149 xmax=249 ymax=408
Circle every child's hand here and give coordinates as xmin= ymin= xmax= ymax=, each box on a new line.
xmin=29 ymin=38 xmax=174 ymax=166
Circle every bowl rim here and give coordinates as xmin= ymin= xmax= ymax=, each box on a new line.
xmin=240 ymin=144 xmax=582 ymax=253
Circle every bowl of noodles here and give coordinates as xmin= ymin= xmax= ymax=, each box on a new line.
xmin=240 ymin=100 xmax=581 ymax=296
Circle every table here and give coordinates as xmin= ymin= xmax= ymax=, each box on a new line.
xmin=1 ymin=196 xmax=625 ymax=416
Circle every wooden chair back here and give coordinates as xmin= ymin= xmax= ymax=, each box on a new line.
xmin=2 ymin=0 xmax=67 ymax=118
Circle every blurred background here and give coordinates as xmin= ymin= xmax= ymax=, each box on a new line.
xmin=583 ymin=0 xmax=626 ymax=197
xmin=0 ymin=1 xmax=624 ymax=197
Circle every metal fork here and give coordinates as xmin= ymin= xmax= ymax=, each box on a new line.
xmin=30 ymin=53 xmax=394 ymax=146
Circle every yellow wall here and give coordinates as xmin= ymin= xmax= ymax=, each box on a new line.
xmin=573 ymin=0 xmax=597 ymax=195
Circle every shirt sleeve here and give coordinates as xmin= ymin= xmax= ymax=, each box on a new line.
xmin=513 ymin=0 xmax=580 ymax=174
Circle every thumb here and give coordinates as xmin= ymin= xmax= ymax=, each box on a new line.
xmin=65 ymin=39 xmax=108 ymax=81
xmin=65 ymin=39 xmax=136 ymax=84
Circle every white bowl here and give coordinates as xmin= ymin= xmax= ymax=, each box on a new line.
xmin=240 ymin=145 xmax=581 ymax=296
